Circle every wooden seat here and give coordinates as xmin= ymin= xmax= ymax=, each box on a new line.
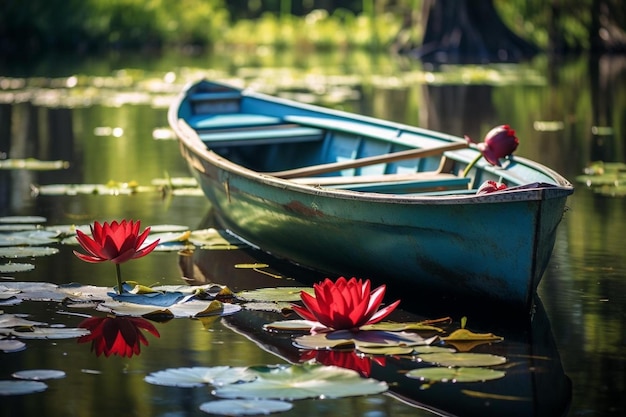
xmin=199 ymin=124 xmax=325 ymax=147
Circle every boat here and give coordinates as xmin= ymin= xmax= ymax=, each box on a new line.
xmin=168 ymin=79 xmax=573 ymax=312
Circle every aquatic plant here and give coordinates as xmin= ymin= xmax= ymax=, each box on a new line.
xmin=463 ymin=125 xmax=519 ymax=176
xmin=291 ymin=276 xmax=400 ymax=332
xmin=73 ymin=220 xmax=160 ymax=294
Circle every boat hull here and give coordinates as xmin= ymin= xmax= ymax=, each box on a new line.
xmin=172 ymin=80 xmax=573 ymax=312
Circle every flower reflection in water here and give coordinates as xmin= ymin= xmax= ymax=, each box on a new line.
xmin=300 ymin=349 xmax=385 ymax=378
xmin=77 ymin=315 xmax=160 ymax=357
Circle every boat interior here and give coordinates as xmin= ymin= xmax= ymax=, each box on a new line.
xmin=179 ymin=82 xmax=553 ymax=195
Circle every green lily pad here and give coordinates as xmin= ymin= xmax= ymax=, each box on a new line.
xmin=11 ymin=327 xmax=91 ymax=339
xmin=12 ymin=369 xmax=66 ymax=380
xmin=0 ymin=263 xmax=35 ymax=273
xmin=187 ymin=228 xmax=243 ymax=249
xmin=0 ymin=314 xmax=46 ymax=328
xmin=199 ymin=399 xmax=293 ymax=416
xmin=0 ymin=339 xmax=26 ymax=353
xmin=151 ymin=177 xmax=197 ymax=188
xmin=406 ymin=366 xmax=506 ymax=383
xmin=263 ymin=319 xmax=319 ymax=332
xmin=242 ymin=301 xmax=294 ymax=313
xmin=0 ymin=224 xmax=38 ymax=232
xmin=238 ymin=287 xmax=313 ymax=302
xmin=0 ymin=216 xmax=47 ymax=224
xmin=214 ymin=364 xmax=388 ymax=400
xmin=0 ymin=380 xmax=47 ymax=395
xmin=417 ymin=352 xmax=506 ymax=367
xmin=293 ymin=329 xmax=433 ymax=351
xmin=145 ymin=366 xmax=256 ymax=388
xmin=146 ymin=224 xmax=190 ymax=233
xmin=0 ymin=230 xmax=59 ymax=247
xmin=0 ymin=247 xmax=59 ymax=259
xmin=360 ymin=321 xmax=445 ymax=333
xmin=97 ymin=299 xmax=241 ymax=318
xmin=356 ymin=345 xmax=416 ymax=355
xmin=0 ymin=159 xmax=69 ymax=170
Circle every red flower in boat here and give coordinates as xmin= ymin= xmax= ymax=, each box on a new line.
xmin=74 ymin=220 xmax=158 ymax=264
xmin=477 ymin=180 xmax=508 ymax=195
xmin=466 ymin=124 xmax=519 ymax=167
xmin=73 ymin=220 xmax=159 ymax=294
xmin=292 ymin=277 xmax=400 ymax=331
xmin=300 ymin=349 xmax=386 ymax=377
xmin=77 ymin=316 xmax=160 ymax=358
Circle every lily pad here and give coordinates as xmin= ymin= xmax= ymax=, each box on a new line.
xmin=0 ymin=314 xmax=46 ymax=328
xmin=0 ymin=380 xmax=47 ymax=395
xmin=0 ymin=230 xmax=59 ymax=246
xmin=0 ymin=339 xmax=26 ymax=353
xmin=0 ymin=247 xmax=59 ymax=259
xmin=0 ymin=158 xmax=69 ymax=170
xmin=294 ymin=329 xmax=433 ymax=350
xmin=97 ymin=299 xmax=241 ymax=318
xmin=0 ymin=224 xmax=38 ymax=232
xmin=11 ymin=327 xmax=91 ymax=339
xmin=360 ymin=321 xmax=445 ymax=333
xmin=0 ymin=263 xmax=35 ymax=273
xmin=238 ymin=287 xmax=313 ymax=302
xmin=263 ymin=319 xmax=319 ymax=332
xmin=0 ymin=216 xmax=47 ymax=224
xmin=356 ymin=345 xmax=416 ymax=355
xmin=187 ymin=228 xmax=243 ymax=249
xmin=199 ymin=399 xmax=293 ymax=416
xmin=146 ymin=224 xmax=190 ymax=233
xmin=406 ymin=366 xmax=506 ymax=383
xmin=417 ymin=352 xmax=506 ymax=367
xmin=12 ymin=369 xmax=66 ymax=380
xmin=110 ymin=290 xmax=185 ymax=307
xmin=145 ymin=366 xmax=256 ymax=388
xmin=214 ymin=364 xmax=388 ymax=400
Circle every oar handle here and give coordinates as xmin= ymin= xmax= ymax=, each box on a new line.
xmin=271 ymin=141 xmax=468 ymax=179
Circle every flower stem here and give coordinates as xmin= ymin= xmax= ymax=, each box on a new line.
xmin=462 ymin=154 xmax=483 ymax=177
xmin=115 ymin=263 xmax=123 ymax=295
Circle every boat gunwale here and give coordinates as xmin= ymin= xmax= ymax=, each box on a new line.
xmin=169 ymin=80 xmax=574 ymax=206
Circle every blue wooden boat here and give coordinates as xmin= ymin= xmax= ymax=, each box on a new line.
xmin=169 ymin=79 xmax=573 ymax=312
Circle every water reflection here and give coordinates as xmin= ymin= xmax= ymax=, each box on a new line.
xmin=181 ymin=237 xmax=572 ymax=417
xmin=0 ymin=51 xmax=624 ymax=416
xmin=77 ymin=315 xmax=160 ymax=358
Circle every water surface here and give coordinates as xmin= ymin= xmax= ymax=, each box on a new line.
xmin=0 ymin=50 xmax=624 ymax=417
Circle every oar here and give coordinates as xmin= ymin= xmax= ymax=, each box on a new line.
xmin=291 ymin=171 xmax=455 ymax=186
xmin=271 ymin=141 xmax=467 ymax=179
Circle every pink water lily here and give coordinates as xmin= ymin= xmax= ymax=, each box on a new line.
xmin=292 ymin=277 xmax=401 ymax=331
xmin=73 ymin=220 xmax=159 ymax=294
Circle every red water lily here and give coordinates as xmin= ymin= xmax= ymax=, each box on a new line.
xmin=77 ymin=315 xmax=160 ymax=358
xmin=477 ymin=180 xmax=508 ymax=195
xmin=292 ymin=277 xmax=400 ymax=331
xmin=73 ymin=220 xmax=159 ymax=294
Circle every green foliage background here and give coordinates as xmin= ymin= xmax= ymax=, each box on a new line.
xmin=0 ymin=0 xmax=623 ymax=53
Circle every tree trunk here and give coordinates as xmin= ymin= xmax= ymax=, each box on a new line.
xmin=413 ymin=0 xmax=539 ymax=64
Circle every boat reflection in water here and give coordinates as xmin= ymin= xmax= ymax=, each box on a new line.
xmin=177 ymin=234 xmax=572 ymax=417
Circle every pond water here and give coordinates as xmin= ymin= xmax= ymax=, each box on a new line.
xmin=0 ymin=50 xmax=624 ymax=417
